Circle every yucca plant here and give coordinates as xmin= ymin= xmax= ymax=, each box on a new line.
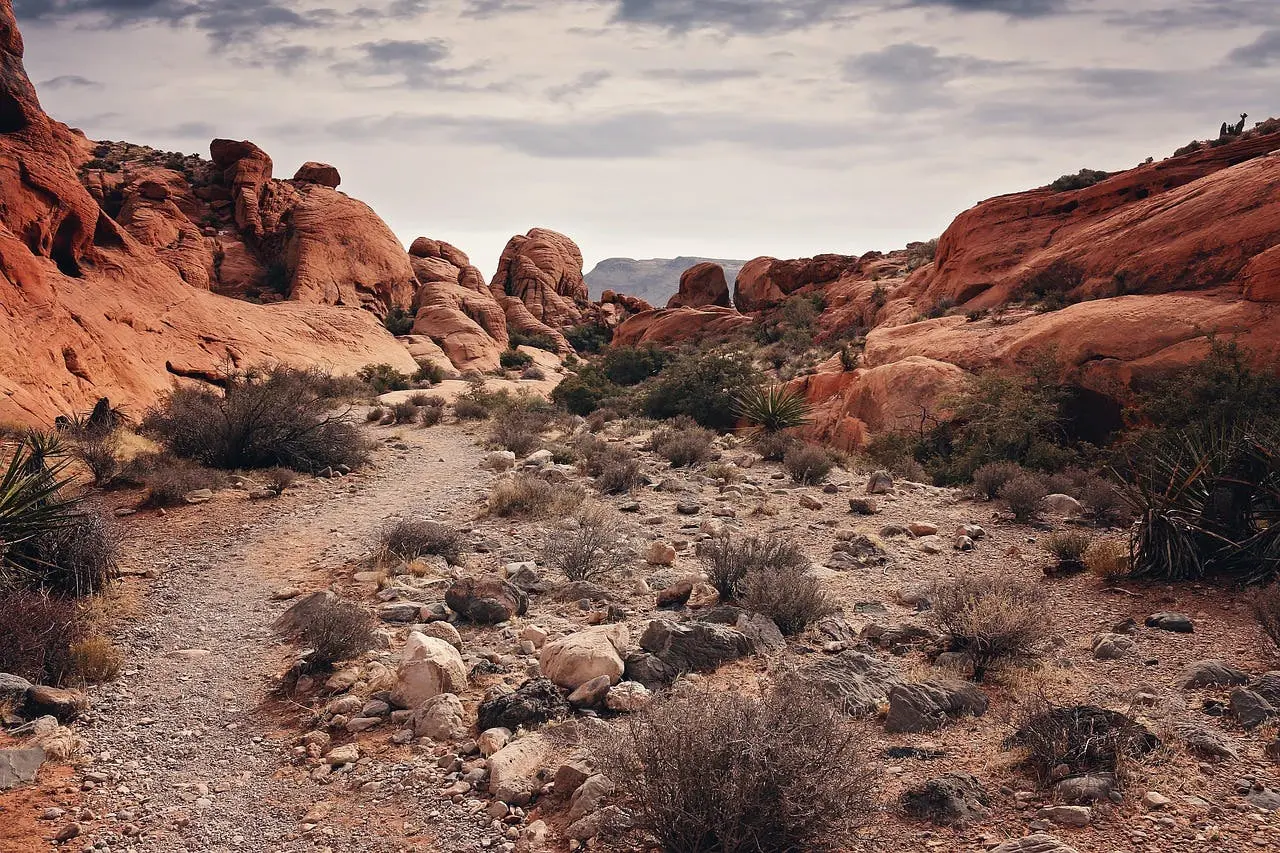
xmin=0 ymin=438 xmax=83 ymax=589
xmin=734 ymin=385 xmax=814 ymax=434
xmin=1115 ymin=421 xmax=1280 ymax=584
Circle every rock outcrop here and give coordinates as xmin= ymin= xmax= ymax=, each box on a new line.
xmin=612 ymin=306 xmax=752 ymax=347
xmin=733 ymin=254 xmax=862 ymax=312
xmin=490 ymin=228 xmax=589 ymax=328
xmin=667 ymin=262 xmax=731 ymax=309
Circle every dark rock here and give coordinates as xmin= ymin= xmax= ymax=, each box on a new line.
xmin=638 ymin=620 xmax=752 ymax=677
xmin=506 ymin=564 xmax=546 ymax=594
xmin=25 ymin=686 xmax=89 ymax=722
xmin=567 ymin=675 xmax=612 ymax=708
xmin=622 ymin=651 xmax=676 ymax=689
xmin=1145 ymin=612 xmax=1193 ymax=633
xmin=655 ymin=578 xmax=694 ymax=608
xmin=675 ymin=502 xmax=701 ymax=515
xmin=1250 ymin=672 xmax=1280 ymax=707
xmin=446 ymin=577 xmax=527 ymax=624
xmin=884 ymin=680 xmax=988 ymax=733
xmin=377 ymin=601 xmax=424 ymax=623
xmin=1229 ymin=688 xmax=1277 ymax=729
xmin=476 ymin=678 xmax=568 ymax=732
xmin=1179 ymin=659 xmax=1249 ymax=689
xmin=736 ymin=613 xmax=785 ymax=652
xmin=1179 ymin=726 xmax=1239 ymax=761
xmin=900 ymin=772 xmax=990 ymax=826
xmin=790 ymin=649 xmax=903 ymax=714
xmin=848 ymin=497 xmax=879 ymax=515
xmin=1246 ymin=787 xmax=1280 ymax=812
xmin=866 ymin=471 xmax=893 ymax=494
xmin=861 ymin=621 xmax=942 ymax=654
xmin=814 ymin=613 xmax=860 ymax=644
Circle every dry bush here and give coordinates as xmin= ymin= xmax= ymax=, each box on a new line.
xmin=375 ymin=518 xmax=463 ymax=565
xmin=390 ymin=401 xmax=419 ymax=424
xmin=408 ymin=393 xmax=445 ymax=407
xmin=1078 ymin=475 xmax=1126 ymax=525
xmin=651 ymin=422 xmax=715 ymax=468
xmin=454 ymin=396 xmax=491 ymax=421
xmin=68 ymin=634 xmax=123 ymax=683
xmin=595 ymin=687 xmax=875 ymax=853
xmin=754 ymin=430 xmax=800 ymax=462
xmin=586 ymin=407 xmax=621 ymax=432
xmin=784 ymin=444 xmax=834 ymax=485
xmin=138 ymin=460 xmax=226 ymax=508
xmin=522 ymin=366 xmax=548 ymax=381
xmin=542 ymin=507 xmax=631 ymax=581
xmin=1043 ymin=530 xmax=1091 ymax=572
xmin=489 ymin=409 xmax=551 ymax=457
xmin=595 ymin=454 xmax=643 ymax=495
xmin=932 ymin=573 xmax=1050 ymax=680
xmin=261 ymin=466 xmax=298 ymax=493
xmin=419 ymin=404 xmax=444 ymax=427
xmin=1000 ymin=473 xmax=1048 ymax=521
xmin=972 ymin=461 xmax=1024 ymax=499
xmin=74 ymin=434 xmax=121 ymax=485
xmin=366 ymin=406 xmax=385 ymax=423
xmin=15 ymin=508 xmax=120 ymax=597
xmin=1254 ymin=584 xmax=1280 ymax=657
xmin=488 ymin=474 xmax=584 ymax=519
xmin=742 ymin=562 xmax=833 ymax=635
xmin=1007 ymin=696 xmax=1160 ymax=787
xmin=282 ymin=596 xmax=377 ymax=669
xmin=1084 ymin=538 xmax=1130 ymax=581
xmin=698 ymin=533 xmax=809 ymax=600
xmin=0 ymin=589 xmax=84 ymax=683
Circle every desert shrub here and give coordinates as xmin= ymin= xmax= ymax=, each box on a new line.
xmin=932 ymin=574 xmax=1050 ymax=680
xmin=784 ymin=444 xmax=833 ymax=485
xmin=734 ymin=385 xmax=813 ymax=434
xmin=906 ymin=238 xmax=939 ymax=271
xmin=1043 ymin=530 xmax=1091 ymax=573
xmin=1049 ymin=168 xmax=1109 ymax=192
xmin=0 ymin=589 xmax=85 ymax=683
xmin=742 ymin=561 xmax=832 ymax=635
xmin=862 ymin=431 xmax=928 ymax=482
xmin=551 ymin=364 xmax=626 ymax=416
xmin=521 ymin=365 xmax=547 ymax=381
xmin=542 ymin=507 xmax=630 ymax=581
xmin=1085 ymin=538 xmax=1130 ymax=581
xmin=68 ymin=634 xmax=124 ymax=683
xmin=13 ymin=509 xmax=119 ymax=597
xmin=754 ymin=430 xmax=800 ymax=462
xmin=357 ymin=363 xmax=412 ymax=394
xmin=383 ymin=307 xmax=415 ymax=336
xmin=972 ymin=461 xmax=1025 ymax=499
xmin=414 ymin=361 xmax=446 ymax=385
xmin=508 ymin=330 xmax=560 ymax=351
xmin=1008 ymin=699 xmax=1160 ymax=787
xmin=595 ymin=687 xmax=874 ymax=853
xmin=594 ymin=452 xmax=643 ymax=495
xmin=488 ymin=474 xmax=584 ymax=519
xmin=261 ymin=467 xmax=298 ymax=493
xmin=453 ymin=396 xmax=490 ymax=421
xmin=1000 ymin=474 xmax=1048 ymax=522
xmin=488 ymin=409 xmax=551 ymax=457
xmin=375 ymin=517 xmax=463 ymax=565
xmin=138 ymin=459 xmax=226 ymax=508
xmin=294 ymin=597 xmax=377 ymax=669
xmin=141 ymin=366 xmax=371 ymax=473
xmin=563 ymin=323 xmax=612 ymax=353
xmin=390 ymin=401 xmax=419 ymax=424
xmin=642 ymin=349 xmax=761 ymax=430
xmin=1254 ymin=585 xmax=1280 ymax=656
xmin=407 ymin=392 xmax=443 ymax=407
xmin=602 ymin=345 xmax=668 ymax=386
xmin=651 ymin=421 xmax=715 ymax=468
xmin=698 ymin=533 xmax=809 ymax=601
xmin=585 ymin=407 xmax=620 ymax=432
xmin=500 ymin=349 xmax=533 ymax=370
xmin=546 ymin=443 xmax=577 ymax=465
xmin=419 ymin=404 xmax=444 ymax=427
xmin=366 ymin=406 xmax=385 ymax=423
xmin=1077 ymin=475 xmax=1126 ymax=525
xmin=74 ymin=433 xmax=121 ymax=485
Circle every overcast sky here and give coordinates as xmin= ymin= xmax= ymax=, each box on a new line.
xmin=14 ymin=0 xmax=1280 ymax=276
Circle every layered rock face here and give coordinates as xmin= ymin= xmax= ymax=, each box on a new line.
xmin=0 ymin=0 xmax=415 ymax=424
xmin=490 ymin=229 xmax=589 ymax=327
xmin=733 ymin=254 xmax=863 ymax=312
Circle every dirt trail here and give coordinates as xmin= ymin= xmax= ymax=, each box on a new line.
xmin=70 ymin=424 xmax=491 ymax=853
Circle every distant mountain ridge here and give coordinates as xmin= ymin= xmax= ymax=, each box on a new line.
xmin=585 ymin=256 xmax=749 ymax=306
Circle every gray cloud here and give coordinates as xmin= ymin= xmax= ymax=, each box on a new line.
xmin=642 ymin=67 xmax=761 ymax=83
xmin=1227 ymin=29 xmax=1280 ymax=66
xmin=843 ymin=43 xmax=1023 ymax=109
xmin=331 ymin=38 xmax=492 ymax=89
xmin=545 ymin=70 xmax=613 ymax=102
xmin=37 ymin=73 xmax=102 ymax=89
xmin=1107 ymin=1 xmax=1280 ymax=32
xmin=146 ymin=119 xmax=219 ymax=137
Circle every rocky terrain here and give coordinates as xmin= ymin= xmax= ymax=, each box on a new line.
xmin=585 ymin=257 xmax=748 ymax=306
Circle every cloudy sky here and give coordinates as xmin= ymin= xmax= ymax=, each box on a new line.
xmin=14 ymin=0 xmax=1280 ymax=276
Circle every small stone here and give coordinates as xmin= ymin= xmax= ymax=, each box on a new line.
xmin=1143 ymin=791 xmax=1171 ymax=809
xmin=644 ymin=542 xmax=676 ymax=566
xmin=866 ymin=471 xmax=893 ymax=494
xmin=325 ymin=744 xmax=360 ymax=766
xmin=799 ymin=495 xmax=823 ymax=510
xmin=1145 ymin=612 xmax=1193 ymax=633
xmin=1037 ymin=805 xmax=1092 ymax=827
xmin=848 ymin=497 xmax=879 ymax=515
xmin=908 ymin=521 xmax=938 ymax=537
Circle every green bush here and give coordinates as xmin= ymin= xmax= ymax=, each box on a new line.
xmin=500 ymin=349 xmax=533 ymax=370
xmin=651 ymin=422 xmax=715 ymax=468
xmin=414 ymin=361 xmax=445 ymax=385
xmin=734 ymin=385 xmax=813 ymax=434
xmin=509 ymin=331 xmax=559 ymax=351
xmin=383 ymin=308 xmax=415 ymax=336
xmin=1049 ymin=168 xmax=1109 ymax=192
xmin=551 ymin=364 xmax=626 ymax=416
xmin=602 ymin=345 xmax=668 ymax=386
xmin=357 ymin=363 xmax=412 ymax=395
xmin=564 ymin=324 xmax=612 ymax=353
xmin=642 ymin=349 xmax=761 ymax=430
xmin=784 ymin=444 xmax=833 ymax=485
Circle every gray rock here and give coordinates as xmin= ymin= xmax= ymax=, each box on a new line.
xmin=567 ymin=675 xmax=612 ymax=708
xmin=564 ymin=805 xmax=631 ymax=841
xmin=1179 ymin=659 xmax=1249 ymax=689
xmin=1145 ymin=612 xmax=1193 ymax=633
xmin=622 ymin=651 xmax=676 ymax=689
xmin=1090 ymin=633 xmax=1135 ymax=661
xmin=1246 ymin=787 xmax=1280 ymax=812
xmin=866 ymin=471 xmax=893 ymax=494
xmin=990 ymin=833 xmax=1081 ymax=853
xmin=377 ymin=601 xmax=425 ymax=623
xmin=1179 ymin=726 xmax=1239 ymax=761
xmin=567 ymin=774 xmax=615 ymax=824
xmin=1036 ymin=805 xmax=1091 ymax=827
xmin=791 ymin=649 xmax=904 ymax=715
xmin=1229 ymin=688 xmax=1277 ymax=729
xmin=0 ymin=673 xmax=32 ymax=706
xmin=884 ymin=680 xmax=988 ymax=733
xmin=0 ymin=748 xmax=44 ymax=792
xmin=1250 ymin=672 xmax=1280 ymax=707
xmin=446 ymin=576 xmax=527 ymax=624
xmin=900 ymin=772 xmax=990 ymax=826
xmin=638 ymin=620 xmax=752 ymax=677
xmin=1053 ymin=774 xmax=1114 ymax=804
xmin=861 ymin=621 xmax=942 ymax=654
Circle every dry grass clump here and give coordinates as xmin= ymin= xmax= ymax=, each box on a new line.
xmin=542 ymin=506 xmax=631 ymax=581
xmin=704 ymin=461 xmax=744 ymax=483
xmin=1253 ymin=584 xmax=1280 ymax=657
xmin=932 ymin=573 xmax=1050 ymax=680
xmin=282 ymin=596 xmax=377 ymax=669
xmin=651 ymin=422 xmax=715 ymax=468
xmin=586 ymin=407 xmax=621 ymax=432
xmin=488 ymin=409 xmax=552 ymax=457
xmin=418 ymin=404 xmax=444 ymax=427
xmin=972 ymin=461 xmax=1024 ymax=499
xmin=375 ymin=518 xmax=463 ymax=565
xmin=595 ymin=687 xmax=875 ymax=853
xmin=522 ymin=366 xmax=548 ymax=381
xmin=754 ymin=430 xmax=800 ymax=462
xmin=487 ymin=474 xmax=584 ymax=519
xmin=1007 ymin=696 xmax=1160 ymax=787
xmin=698 ymin=533 xmax=809 ymax=600
xmin=1000 ymin=473 xmax=1048 ymax=522
xmin=407 ymin=392 xmax=444 ymax=407
xmin=577 ymin=437 xmax=643 ymax=495
xmin=1078 ymin=475 xmax=1126 ymax=525
xmin=0 ymin=589 xmax=84 ymax=683
xmin=261 ymin=466 xmax=298 ymax=493
xmin=1084 ymin=538 xmax=1130 ymax=581
xmin=366 ymin=406 xmax=385 ymax=423
xmin=1043 ymin=530 xmax=1091 ymax=573
xmin=68 ymin=634 xmax=124 ymax=683
xmin=742 ymin=561 xmax=834 ymax=635
xmin=784 ymin=444 xmax=834 ymax=485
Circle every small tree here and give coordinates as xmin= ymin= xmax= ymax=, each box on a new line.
xmin=542 ymin=507 xmax=630 ymax=581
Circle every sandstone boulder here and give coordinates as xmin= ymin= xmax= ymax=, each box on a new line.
xmin=490 ymin=228 xmax=588 ymax=328
xmin=292 ymin=161 xmax=340 ymax=188
xmin=540 ymin=625 xmax=628 ymax=690
xmin=391 ymin=632 xmax=467 ymax=709
xmin=668 ymin=262 xmax=731 ymax=309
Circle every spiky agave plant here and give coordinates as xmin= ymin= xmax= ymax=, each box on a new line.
xmin=0 ymin=437 xmax=81 ymax=589
xmin=733 ymin=385 xmax=814 ymax=435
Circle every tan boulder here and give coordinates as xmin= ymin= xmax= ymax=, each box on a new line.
xmin=733 ymin=254 xmax=861 ymax=312
xmin=488 ymin=734 xmax=555 ymax=805
xmin=539 ymin=625 xmax=628 ymax=690
xmin=391 ymin=632 xmax=468 ymax=709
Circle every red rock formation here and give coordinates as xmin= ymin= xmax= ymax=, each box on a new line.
xmin=612 ymin=306 xmax=752 ymax=347
xmin=490 ymin=228 xmax=589 ymax=327
xmin=668 ymin=262 xmax=731 ymax=309
xmin=293 ymin=161 xmax=340 ymax=188
xmin=733 ymin=254 xmax=862 ymax=313
xmin=210 ymin=138 xmax=272 ymax=240
xmin=0 ymin=0 xmax=416 ymax=424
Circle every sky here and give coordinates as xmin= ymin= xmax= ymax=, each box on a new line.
xmin=13 ymin=0 xmax=1280 ymax=277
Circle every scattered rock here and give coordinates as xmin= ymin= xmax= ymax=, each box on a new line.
xmin=866 ymin=471 xmax=893 ymax=494
xmin=1180 ymin=659 xmax=1249 ymax=688
xmin=446 ymin=576 xmax=528 ymax=624
xmin=477 ymin=678 xmax=569 ymax=732
xmin=637 ymin=619 xmax=752 ymax=678
xmin=791 ymin=649 xmax=904 ymax=715
xmin=184 ymin=488 xmax=214 ymax=504
xmin=1037 ymin=805 xmax=1092 ymax=827
xmin=390 ymin=632 xmax=468 ymax=709
xmin=1145 ymin=612 xmax=1194 ymax=633
xmin=799 ymin=494 xmax=823 ymax=510
xmin=605 ymin=681 xmax=652 ymax=712
xmin=478 ymin=727 xmax=512 ymax=756
xmin=1229 ymin=688 xmax=1277 ymax=729
xmin=645 ymin=542 xmax=676 ymax=566
xmin=484 ymin=451 xmax=517 ymax=471
xmin=24 ymin=686 xmax=88 ymax=722
xmin=900 ymin=772 xmax=991 ymax=826
xmin=419 ymin=620 xmax=464 ymax=651
xmin=567 ymin=675 xmax=613 ymax=708
xmin=0 ymin=747 xmax=44 ymax=792
xmin=1053 ymin=774 xmax=1114 ymax=804
xmin=488 ymin=734 xmax=554 ymax=805
xmin=413 ymin=693 xmax=467 ymax=740
xmin=990 ymin=833 xmax=1080 ymax=853
xmin=1091 ymin=633 xmax=1135 ymax=661
xmin=325 ymin=743 xmax=360 ymax=766
xmin=0 ymin=673 xmax=32 ymax=706
xmin=848 ymin=497 xmax=879 ymax=515
xmin=1143 ymin=791 xmax=1170 ymax=809
xmin=1043 ymin=494 xmax=1083 ymax=516
xmin=655 ymin=578 xmax=695 ymax=608
xmin=908 ymin=521 xmax=938 ymax=537
xmin=884 ymin=680 xmax=988 ymax=733
xmin=540 ymin=625 xmax=628 ymax=690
